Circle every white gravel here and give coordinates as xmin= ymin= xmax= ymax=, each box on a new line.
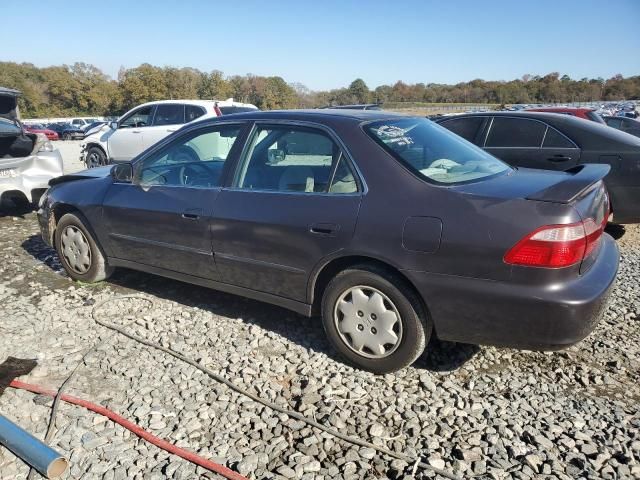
xmin=0 ymin=208 xmax=638 ymax=479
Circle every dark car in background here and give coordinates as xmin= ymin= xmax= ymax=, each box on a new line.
xmin=436 ymin=111 xmax=640 ymax=224
xmin=38 ymin=110 xmax=618 ymax=373
xmin=603 ymin=116 xmax=640 ymax=138
xmin=47 ymin=122 xmax=85 ymax=140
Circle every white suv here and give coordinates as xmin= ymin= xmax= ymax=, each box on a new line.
xmin=81 ymin=99 xmax=257 ymax=167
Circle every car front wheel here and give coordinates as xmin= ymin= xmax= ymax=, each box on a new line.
xmin=86 ymin=147 xmax=107 ymax=168
xmin=55 ymin=213 xmax=114 ymax=283
xmin=321 ymin=265 xmax=430 ymax=374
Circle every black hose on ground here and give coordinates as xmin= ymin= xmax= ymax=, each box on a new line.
xmin=91 ymin=295 xmax=462 ymax=480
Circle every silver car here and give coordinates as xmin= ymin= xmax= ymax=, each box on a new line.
xmin=0 ymin=87 xmax=63 ymax=207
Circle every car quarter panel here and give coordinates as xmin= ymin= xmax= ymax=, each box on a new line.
xmin=329 ymin=123 xmax=582 ymax=282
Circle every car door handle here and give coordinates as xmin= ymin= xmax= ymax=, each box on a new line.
xmin=181 ymin=208 xmax=203 ymax=220
xmin=166 ymin=128 xmax=177 ymax=133
xmin=309 ymin=223 xmax=340 ymax=236
xmin=548 ymin=155 xmax=572 ymax=162
xmin=132 ymin=130 xmax=142 ymax=134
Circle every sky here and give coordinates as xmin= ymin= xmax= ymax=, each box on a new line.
xmin=3 ymin=0 xmax=639 ymax=90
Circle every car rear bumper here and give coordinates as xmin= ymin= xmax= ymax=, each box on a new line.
xmin=0 ymin=152 xmax=63 ymax=204
xmin=406 ymin=234 xmax=619 ymax=349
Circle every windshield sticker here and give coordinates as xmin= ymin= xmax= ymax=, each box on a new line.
xmin=374 ymin=125 xmax=414 ymax=146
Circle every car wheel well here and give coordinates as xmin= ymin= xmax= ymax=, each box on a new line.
xmin=86 ymin=143 xmax=107 ymax=156
xmin=311 ymin=256 xmax=429 ymax=323
xmin=50 ymin=204 xmax=82 ymax=246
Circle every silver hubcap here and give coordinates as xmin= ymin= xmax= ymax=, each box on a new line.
xmin=61 ymin=226 xmax=92 ymax=274
xmin=334 ymin=286 xmax=402 ymax=358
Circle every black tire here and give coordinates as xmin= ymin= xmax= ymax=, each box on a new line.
xmin=62 ymin=132 xmax=71 ymax=141
xmin=86 ymin=146 xmax=107 ymax=168
xmin=54 ymin=213 xmax=114 ymax=283
xmin=321 ymin=265 xmax=431 ymax=374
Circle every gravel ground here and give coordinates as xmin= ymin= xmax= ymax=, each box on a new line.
xmin=0 ymin=204 xmax=638 ymax=478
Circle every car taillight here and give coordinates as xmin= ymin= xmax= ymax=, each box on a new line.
xmin=214 ymin=104 xmax=222 ymax=116
xmin=504 ymin=218 xmax=605 ymax=268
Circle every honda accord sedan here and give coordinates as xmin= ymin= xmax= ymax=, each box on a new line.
xmin=38 ymin=110 xmax=619 ymax=373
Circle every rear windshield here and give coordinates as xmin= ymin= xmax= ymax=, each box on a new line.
xmin=365 ymin=118 xmax=511 ymax=185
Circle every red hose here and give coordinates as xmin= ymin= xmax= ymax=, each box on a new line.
xmin=9 ymin=380 xmax=248 ymax=480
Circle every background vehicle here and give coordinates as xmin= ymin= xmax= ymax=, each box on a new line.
xmin=603 ymin=116 xmax=640 ymax=138
xmin=436 ymin=111 xmax=640 ymax=223
xmin=70 ymin=118 xmax=98 ymax=130
xmin=38 ymin=110 xmax=617 ymax=373
xmin=525 ymin=107 xmax=606 ymax=124
xmin=0 ymin=87 xmax=63 ymax=207
xmin=319 ymin=104 xmax=383 ymax=110
xmin=23 ymin=123 xmax=59 ymax=141
xmin=47 ymin=122 xmax=85 ymax=140
xmin=81 ymin=98 xmax=257 ymax=167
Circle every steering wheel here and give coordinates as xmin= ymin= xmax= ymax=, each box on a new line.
xmin=179 ymin=163 xmax=210 ymax=186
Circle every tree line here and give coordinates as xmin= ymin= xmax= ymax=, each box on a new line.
xmin=0 ymin=61 xmax=638 ymax=118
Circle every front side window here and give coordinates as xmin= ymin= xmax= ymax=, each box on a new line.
xmin=485 ymin=117 xmax=546 ymax=148
xmin=235 ymin=125 xmax=358 ymax=193
xmin=153 ymin=104 xmax=185 ymax=126
xmin=120 ymin=106 xmax=154 ymax=128
xmin=366 ymin=118 xmax=510 ymax=185
xmin=136 ymin=125 xmax=241 ymax=187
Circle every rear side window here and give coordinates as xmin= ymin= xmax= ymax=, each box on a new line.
xmin=366 ymin=118 xmax=510 ymax=185
xmin=439 ymin=117 xmax=486 ymax=144
xmin=235 ymin=125 xmax=357 ymax=193
xmin=485 ymin=118 xmax=546 ymax=148
xmin=543 ymin=127 xmax=575 ymax=148
xmin=186 ymin=105 xmax=206 ymax=122
xmin=154 ymin=104 xmax=185 ymax=126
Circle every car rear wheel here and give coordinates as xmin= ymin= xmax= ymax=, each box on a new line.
xmin=321 ymin=265 xmax=430 ymax=374
xmin=62 ymin=133 xmax=71 ymax=141
xmin=86 ymin=147 xmax=107 ymax=168
xmin=55 ymin=213 xmax=113 ymax=283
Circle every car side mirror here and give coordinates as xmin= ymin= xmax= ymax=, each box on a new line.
xmin=110 ymin=121 xmax=118 ymax=130
xmin=111 ymin=163 xmax=133 ymax=183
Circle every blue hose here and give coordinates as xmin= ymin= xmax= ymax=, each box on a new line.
xmin=0 ymin=414 xmax=68 ymax=478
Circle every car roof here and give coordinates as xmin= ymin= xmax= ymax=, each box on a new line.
xmin=204 ymin=109 xmax=404 ymax=123
xmin=0 ymin=87 xmax=21 ymax=97
xmin=136 ymin=98 xmax=257 ymax=108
